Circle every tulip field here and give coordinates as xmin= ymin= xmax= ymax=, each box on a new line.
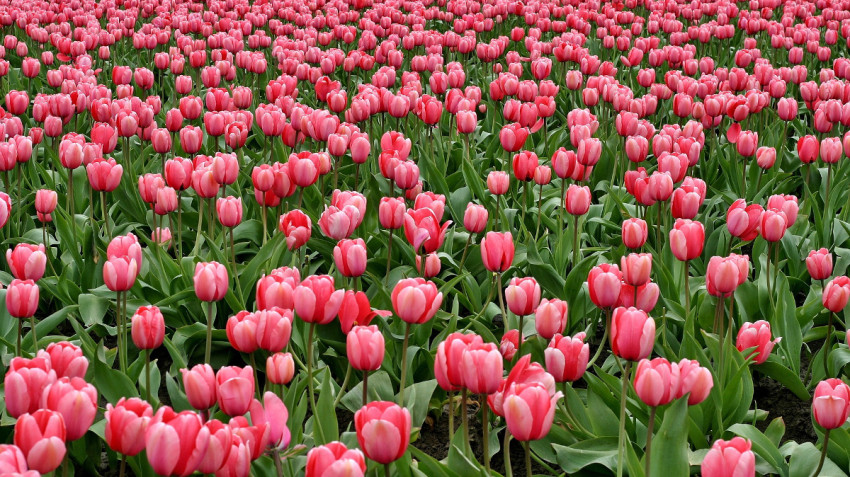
xmin=6 ymin=0 xmax=850 ymax=475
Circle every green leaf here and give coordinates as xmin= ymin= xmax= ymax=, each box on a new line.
xmin=78 ymin=293 xmax=111 ymax=326
xmin=788 ymin=442 xmax=843 ymax=477
xmin=93 ymin=345 xmax=139 ymax=404
xmin=728 ymin=423 xmax=789 ymax=476
xmin=757 ymin=361 xmax=811 ymax=400
xmin=554 ymin=437 xmax=618 ymax=473
xmin=649 ymin=398 xmax=689 ymax=476
xmin=315 ymin=368 xmax=339 ymax=444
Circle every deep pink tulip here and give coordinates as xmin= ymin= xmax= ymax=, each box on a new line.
xmin=181 ymin=364 xmax=217 ymax=411
xmin=535 ymin=298 xmax=569 ymax=340
xmin=701 ymin=438 xmax=755 ymax=477
xmin=216 ymin=366 xmax=254 ymax=417
xmin=675 ymin=359 xmax=714 ymax=405
xmin=347 ymin=325 xmax=385 ymax=372
xmin=461 ymin=341 xmax=504 ymax=394
xmin=6 ymin=244 xmax=46 ymax=282
xmin=813 ymin=378 xmax=850 ymax=429
xmin=145 ymin=407 xmax=210 ymax=476
xmin=505 ymin=277 xmax=541 ymax=316
xmin=354 ymin=401 xmax=411 ymax=464
xmin=823 ymin=276 xmax=850 ymax=313
xmin=611 ymin=307 xmax=655 ymax=361
xmin=14 ymin=409 xmax=66 ymax=474
xmin=294 ymin=275 xmax=345 ymax=325
xmin=266 ymin=353 xmax=295 ymax=385
xmin=6 ymin=279 xmax=39 ymax=318
xmin=40 ymin=377 xmax=97 ymax=441
xmin=587 ymin=264 xmax=623 ymax=309
xmin=669 ymin=219 xmax=705 ymax=261
xmin=391 ymin=278 xmax=442 ymax=324
xmin=503 ymin=382 xmax=563 ymax=441
xmin=480 ymin=232 xmax=514 ymax=273
xmin=306 ymin=441 xmax=366 ymax=477
xmin=194 ymin=262 xmax=228 ymax=302
xmin=42 ymin=341 xmax=87 ymax=379
xmin=633 ymin=358 xmax=677 ymax=407
xmin=735 ymin=321 xmax=780 ymax=364
xmin=105 ymin=397 xmax=152 ymax=456
xmin=545 ymin=333 xmax=589 ymax=383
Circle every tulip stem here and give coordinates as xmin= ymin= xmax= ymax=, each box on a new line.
xmin=504 ymin=430 xmax=513 ymax=477
xmin=482 ymin=396 xmax=490 ymax=474
xmin=523 ymin=440 xmax=532 ymax=477
xmin=100 ymin=191 xmax=111 ymax=239
xmin=586 ymin=326 xmax=609 ymax=370
xmin=516 ymin=315 xmax=524 ymax=361
xmin=535 ymin=186 xmax=543 ymax=239
xmin=645 ymin=406 xmax=657 ymax=477
xmin=333 ymin=363 xmax=352 ymax=408
xmin=145 ymin=349 xmax=151 ymax=404
xmin=572 ymin=215 xmax=579 ymax=269
xmin=306 ymin=322 xmax=325 ymax=443
xmin=398 ymin=322 xmax=412 ymax=406
xmin=176 ymin=190 xmax=183 ymax=257
xmin=447 ymin=391 xmax=454 ymax=443
xmin=384 ymin=463 xmax=392 ymax=477
xmin=458 ymin=233 xmax=473 ymax=273
xmin=815 ymin=429 xmax=830 ymax=476
xmin=497 ymin=273 xmax=508 ymax=334
xmin=249 ymin=353 xmax=261 ymax=399
xmin=261 ymin=204 xmax=268 ymax=245
xmin=273 ymin=449 xmax=284 ymax=477
xmin=385 ymin=229 xmax=393 ymax=286
xmin=204 ymin=301 xmax=214 ymax=364
xmin=461 ymin=388 xmax=470 ymax=453
xmin=615 ymin=359 xmax=632 ymax=477
xmin=824 ymin=312 xmax=834 ymax=374
xmin=119 ymin=455 xmax=126 ymax=477
xmin=684 ymin=261 xmax=691 ymax=321
xmin=362 ymin=370 xmax=369 ymax=407
xmin=16 ymin=319 xmax=21 ymax=357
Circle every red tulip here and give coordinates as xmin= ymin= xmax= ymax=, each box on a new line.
xmin=354 ymin=401 xmax=411 ymax=464
xmin=41 ymin=341 xmax=87 ymax=379
xmin=14 ymin=409 xmax=66 ymax=474
xmin=797 ymin=134 xmax=820 ymax=163
xmin=145 ymin=407 xmax=210 ymax=476
xmin=545 ymin=333 xmax=589 ymax=383
xmin=279 ymin=209 xmax=312 ymax=251
xmin=611 ymin=307 xmax=655 ymax=361
xmin=105 ymin=397 xmax=152 ymax=456
xmin=391 ymin=278 xmax=442 ymax=324
xmin=6 ymin=244 xmax=46 ymax=282
xmin=735 ymin=321 xmax=780 ymax=364
xmin=6 ymin=279 xmax=38 ymax=318
xmin=480 ymin=232 xmax=514 ymax=273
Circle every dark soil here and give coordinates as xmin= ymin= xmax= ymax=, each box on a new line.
xmin=754 ymin=347 xmax=816 ymax=444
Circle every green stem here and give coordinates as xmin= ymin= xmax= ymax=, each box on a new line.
xmin=145 ymin=349 xmax=151 ymax=404
xmin=16 ymin=319 xmax=21 ymax=357
xmin=572 ymin=215 xmax=579 ymax=268
xmin=385 ymin=229 xmax=393 ymax=286
xmin=497 ymin=273 xmax=508 ymax=333
xmin=482 ymin=396 xmax=490 ymax=473
xmin=645 ymin=406 xmax=657 ymax=477
xmin=504 ymin=431 xmax=513 ymax=477
xmin=333 ymin=363 xmax=352 ymax=408
xmin=462 ymin=388 xmax=470 ymax=451
xmin=384 ymin=463 xmax=391 ymax=477
xmin=362 ymin=370 xmax=369 ymax=407
xmin=204 ymin=301 xmax=214 ymax=364
xmin=616 ymin=360 xmax=632 ymax=477
xmin=516 ymin=314 xmax=524 ymax=360
xmin=457 ymin=233 xmax=473 ymax=273
xmin=306 ymin=323 xmax=325 ymax=443
xmin=524 ymin=440 xmax=532 ymax=477
xmin=398 ymin=322 xmax=412 ymax=406
xmin=824 ymin=312 xmax=833 ymax=374
xmin=684 ymin=261 xmax=690 ymax=320
xmin=119 ymin=455 xmax=126 ymax=477
xmin=447 ymin=391 xmax=454 ymax=443
xmin=815 ymin=429 xmax=830 ymax=476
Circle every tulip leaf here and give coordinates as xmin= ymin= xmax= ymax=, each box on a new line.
xmin=649 ymin=398 xmax=689 ymax=476
xmin=756 ymin=361 xmax=810 ymax=400
xmin=409 ymin=446 xmax=459 ymax=477
xmin=79 ymin=293 xmax=111 ymax=326
xmin=729 ymin=423 xmax=789 ymax=476
xmin=315 ymin=368 xmax=339 ymax=444
xmin=553 ymin=437 xmax=618 ymax=473
xmin=788 ymin=442 xmax=844 ymax=477
xmin=93 ymin=342 xmax=139 ymax=404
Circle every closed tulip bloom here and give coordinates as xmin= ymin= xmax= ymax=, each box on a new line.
xmin=621 ymin=253 xmax=652 ymax=287
xmin=294 ymin=275 xmax=345 ymax=325
xmin=565 ymin=184 xmax=591 ymax=215
xmin=415 ymin=253 xmax=441 ymax=278
xmin=138 ymin=173 xmax=165 ymax=205
xmin=105 ymin=397 xmax=152 ymax=456
xmin=726 ymin=199 xmax=763 ymax=241
xmin=306 ymin=441 xmax=366 ymax=477
xmin=587 ymin=264 xmax=623 ymax=309
xmin=318 ymin=206 xmax=361 ymax=240
xmin=194 ymin=262 xmax=228 ymax=302
xmin=633 ymin=358 xmax=678 ymax=407
xmin=266 ymin=353 xmax=295 ymax=385
xmin=436 ymin=333 xmax=484 ymax=391
xmin=379 ymin=197 xmax=406 ymax=229
xmin=674 ymin=359 xmax=714 ymax=405
xmin=0 ymin=444 xmax=28 ymax=474
xmin=145 ymin=407 xmax=210 ymax=477
xmin=216 ymin=197 xmax=243 ymax=228
xmin=181 ymin=364 xmax=217 ymax=411
xmin=279 ymin=210 xmax=312 ymax=251
xmin=760 ymin=210 xmax=787 ymax=242
xmin=225 ymin=311 xmax=259 ymax=354
xmin=500 ymin=330 xmax=519 ymax=361
xmin=617 ymin=282 xmax=661 ymax=312
xmin=6 ymin=244 xmax=46 ymax=282
xmin=767 ymin=194 xmax=799 ymax=227
xmin=354 ymin=401 xmax=411 ymax=464
xmin=535 ymin=298 xmax=569 ymax=340
xmin=823 ymin=276 xmax=850 ymax=312
xmin=463 ymin=203 xmax=488 ymax=233
xmin=197 ymin=419 xmax=232 ymax=474
xmin=807 ymin=249 xmax=833 ymax=281
xmin=813 ymin=379 xmax=850 ymax=429
xmin=736 ymin=321 xmax=780 ymax=364
xmin=255 ymin=308 xmax=292 ymax=353
xmin=488 ymin=355 xmax=557 ymax=418
xmin=86 ymin=158 xmax=123 ymax=192
xmin=103 ymin=256 xmax=139 ymax=293
xmin=338 ymin=291 xmax=388 ymax=334
xmin=35 ymin=190 xmax=57 ymax=218
xmin=756 ymin=146 xmax=776 ymax=170
xmin=40 ymin=377 xmax=97 ymax=441
xmin=131 ymin=305 xmax=165 ymax=350
xmin=4 ymin=357 xmax=57 ymax=418
xmin=487 ymin=171 xmax=510 ymax=195
xmin=611 ymin=307 xmax=656 ymax=361
xmin=505 ymin=277 xmax=541 ymax=316
xmin=255 ymin=267 xmax=300 ymax=311
xmin=460 ymin=342 xmax=503 ymax=395
xmin=42 ymin=342 xmax=87 ymax=379
xmin=216 ymin=366 xmax=254 ymax=417
xmin=797 ymin=135 xmax=820 ymax=163
xmin=347 ymin=325 xmax=385 ymax=371
xmin=480 ymin=232 xmax=515 ymax=273
xmin=391 ymin=278 xmax=442 ymax=324
xmin=334 ymin=239 xmax=367 ymax=277
xmin=706 ymin=255 xmax=749 ymax=298
xmin=545 ymin=333 xmax=589 ymax=383
xmin=669 ymin=219 xmax=705 ymax=261
xmin=14 ymin=409 xmax=66 ymax=474
xmin=6 ymin=279 xmax=38 ymax=318
xmin=621 ymin=218 xmax=648 ymax=249
xmin=701 ymin=438 xmax=755 ymax=477
xmin=503 ymin=382 xmax=563 ymax=441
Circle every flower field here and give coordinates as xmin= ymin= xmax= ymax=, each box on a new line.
xmin=0 ymin=0 xmax=849 ymax=475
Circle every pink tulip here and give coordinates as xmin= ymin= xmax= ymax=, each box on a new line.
xmin=216 ymin=366 xmax=254 ymax=417
xmin=194 ymin=262 xmax=228 ymax=302
xmin=545 ymin=333 xmax=589 ymax=383
xmin=6 ymin=244 xmax=46 ymax=282
xmin=14 ymin=409 xmax=66 ymax=474
xmin=105 ymin=397 xmax=152 ymax=456
xmin=505 ymin=277 xmax=541 ymax=316
xmin=354 ymin=401 xmax=411 ymax=464
xmin=701 ymin=438 xmax=755 ymax=477
xmin=306 ymin=441 xmax=366 ymax=477
xmin=181 ymin=364 xmax=217 ymax=411
xmin=347 ymin=325 xmax=385 ymax=372
xmin=391 ymin=278 xmax=443 ymax=324
xmin=145 ymin=407 xmax=210 ymax=476
xmin=611 ymin=307 xmax=656 ymax=361
xmin=534 ymin=298 xmax=568 ymax=340
xmin=40 ymin=377 xmax=97 ymax=441
xmin=735 ymin=321 xmax=780 ymax=364
xmin=294 ymin=275 xmax=345 ymax=325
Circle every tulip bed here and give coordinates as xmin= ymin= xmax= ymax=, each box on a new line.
xmin=3 ymin=0 xmax=850 ymax=475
